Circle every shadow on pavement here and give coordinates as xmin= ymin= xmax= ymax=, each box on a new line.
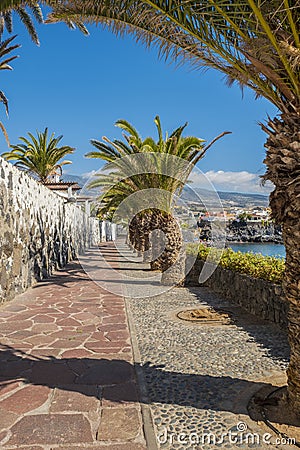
xmin=0 ymin=344 xmax=289 ymax=422
xmin=187 ymin=286 xmax=290 ymax=364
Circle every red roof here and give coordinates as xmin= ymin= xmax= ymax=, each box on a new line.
xmin=44 ymin=182 xmax=81 ymax=191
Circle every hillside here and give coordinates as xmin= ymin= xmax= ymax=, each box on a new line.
xmin=181 ymin=185 xmax=269 ymax=208
xmin=65 ymin=174 xmax=269 ymax=208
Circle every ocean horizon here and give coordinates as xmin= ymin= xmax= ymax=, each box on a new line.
xmin=229 ymin=242 xmax=285 ymax=258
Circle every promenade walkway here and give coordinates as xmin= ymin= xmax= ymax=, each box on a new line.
xmin=0 ymin=243 xmax=147 ymax=449
xmin=0 ymin=242 xmax=293 ymax=449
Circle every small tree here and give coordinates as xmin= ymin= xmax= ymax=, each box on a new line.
xmin=2 ymin=128 xmax=75 ymax=183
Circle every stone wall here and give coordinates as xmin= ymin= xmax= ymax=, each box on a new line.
xmin=0 ymin=157 xmax=100 ymax=304
xmin=185 ymin=256 xmax=288 ymax=327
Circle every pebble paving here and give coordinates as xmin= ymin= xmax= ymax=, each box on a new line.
xmin=121 ymin=247 xmax=292 ymax=450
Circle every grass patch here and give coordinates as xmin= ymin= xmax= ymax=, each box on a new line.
xmin=186 ymin=244 xmax=285 ymax=284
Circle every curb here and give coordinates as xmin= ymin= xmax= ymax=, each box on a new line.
xmin=124 ymin=295 xmax=158 ymax=450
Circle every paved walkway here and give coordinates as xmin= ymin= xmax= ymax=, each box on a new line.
xmin=0 ymin=242 xmax=293 ymax=449
xmin=0 ymin=243 xmax=147 ymax=449
xmin=117 ymin=243 xmax=292 ymax=449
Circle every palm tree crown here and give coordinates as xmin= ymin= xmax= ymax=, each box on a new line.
xmin=85 ymin=116 xmax=208 ymax=217
xmin=2 ymin=128 xmax=75 ymax=183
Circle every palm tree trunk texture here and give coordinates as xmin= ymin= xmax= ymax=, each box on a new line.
xmin=128 ymin=212 xmax=151 ymax=255
xmin=128 ymin=209 xmax=183 ymax=273
xmin=263 ymin=113 xmax=300 ymax=413
xmin=149 ymin=210 xmax=183 ymax=273
xmin=128 ymin=215 xmax=140 ymax=252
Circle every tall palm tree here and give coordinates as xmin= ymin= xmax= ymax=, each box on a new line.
xmin=86 ymin=117 xmax=202 ymax=270
xmin=2 ymin=128 xmax=75 ymax=182
xmin=86 ymin=116 xmax=228 ymax=271
xmin=49 ymin=0 xmax=300 ymax=414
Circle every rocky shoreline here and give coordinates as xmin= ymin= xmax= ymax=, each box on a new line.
xmin=198 ymin=220 xmax=283 ymax=244
xmin=226 ymin=221 xmax=283 ymax=244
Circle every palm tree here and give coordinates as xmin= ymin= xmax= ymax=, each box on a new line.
xmin=2 ymin=128 xmax=75 ymax=183
xmin=86 ymin=117 xmax=203 ymax=270
xmin=86 ymin=116 xmax=228 ymax=272
xmin=48 ymin=0 xmax=300 ymax=414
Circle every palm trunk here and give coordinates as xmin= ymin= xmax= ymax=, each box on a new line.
xmin=128 ymin=211 xmax=151 ymax=256
xmin=142 ymin=210 xmax=153 ymax=262
xmin=263 ymin=113 xmax=300 ymax=414
xmin=128 ymin=214 xmax=141 ymax=252
xmin=149 ymin=209 xmax=183 ymax=272
xmin=128 ymin=209 xmax=183 ymax=276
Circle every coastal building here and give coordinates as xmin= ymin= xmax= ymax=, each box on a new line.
xmin=44 ymin=174 xmax=81 ymax=200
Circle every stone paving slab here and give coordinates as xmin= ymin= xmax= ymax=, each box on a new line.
xmin=0 ymin=243 xmax=147 ymax=449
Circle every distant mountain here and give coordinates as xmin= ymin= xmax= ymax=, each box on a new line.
xmin=181 ymin=186 xmax=269 ymax=208
xmin=65 ymin=174 xmax=269 ymax=208
xmin=217 ymin=190 xmax=269 ymax=207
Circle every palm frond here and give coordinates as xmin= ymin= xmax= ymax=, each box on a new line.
xmin=0 ymin=91 xmax=9 ymax=116
xmin=16 ymin=6 xmax=40 ymax=44
xmin=0 ymin=121 xmax=9 ymax=146
xmin=0 ymin=1 xmax=47 ymax=44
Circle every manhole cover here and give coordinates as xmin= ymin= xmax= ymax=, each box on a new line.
xmin=177 ymin=307 xmax=232 ymax=325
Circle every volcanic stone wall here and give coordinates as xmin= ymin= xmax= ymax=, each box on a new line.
xmin=186 ymin=256 xmax=288 ymax=327
xmin=0 ymin=157 xmax=100 ymax=304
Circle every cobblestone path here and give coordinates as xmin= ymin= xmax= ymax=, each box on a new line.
xmin=0 ymin=243 xmax=146 ymax=449
xmin=117 ymin=244 xmax=292 ymax=450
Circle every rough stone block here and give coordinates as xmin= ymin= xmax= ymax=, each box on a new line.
xmin=7 ymin=414 xmax=93 ymax=445
xmin=50 ymin=386 xmax=99 ymax=412
xmin=0 ymin=385 xmax=50 ymax=414
xmin=97 ymin=408 xmax=140 ymax=441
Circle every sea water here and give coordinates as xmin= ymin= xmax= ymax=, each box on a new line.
xmin=229 ymin=243 xmax=285 ymax=258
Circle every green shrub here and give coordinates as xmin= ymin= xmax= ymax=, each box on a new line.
xmin=186 ymin=243 xmax=285 ymax=284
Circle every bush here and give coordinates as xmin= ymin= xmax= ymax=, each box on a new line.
xmin=186 ymin=243 xmax=285 ymax=284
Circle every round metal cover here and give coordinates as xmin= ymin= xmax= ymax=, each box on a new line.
xmin=176 ymin=307 xmax=232 ymax=325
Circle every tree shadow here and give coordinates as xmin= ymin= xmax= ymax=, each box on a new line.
xmin=187 ymin=286 xmax=290 ymax=364
xmin=0 ymin=344 xmax=288 ymax=421
xmin=31 ymin=265 xmax=91 ymax=289
xmin=29 ymin=243 xmax=145 ymax=289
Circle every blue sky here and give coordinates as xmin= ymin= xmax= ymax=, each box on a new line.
xmin=1 ymin=13 xmax=278 ymax=193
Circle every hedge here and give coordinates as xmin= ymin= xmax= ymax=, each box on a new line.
xmin=186 ymin=244 xmax=285 ymax=284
